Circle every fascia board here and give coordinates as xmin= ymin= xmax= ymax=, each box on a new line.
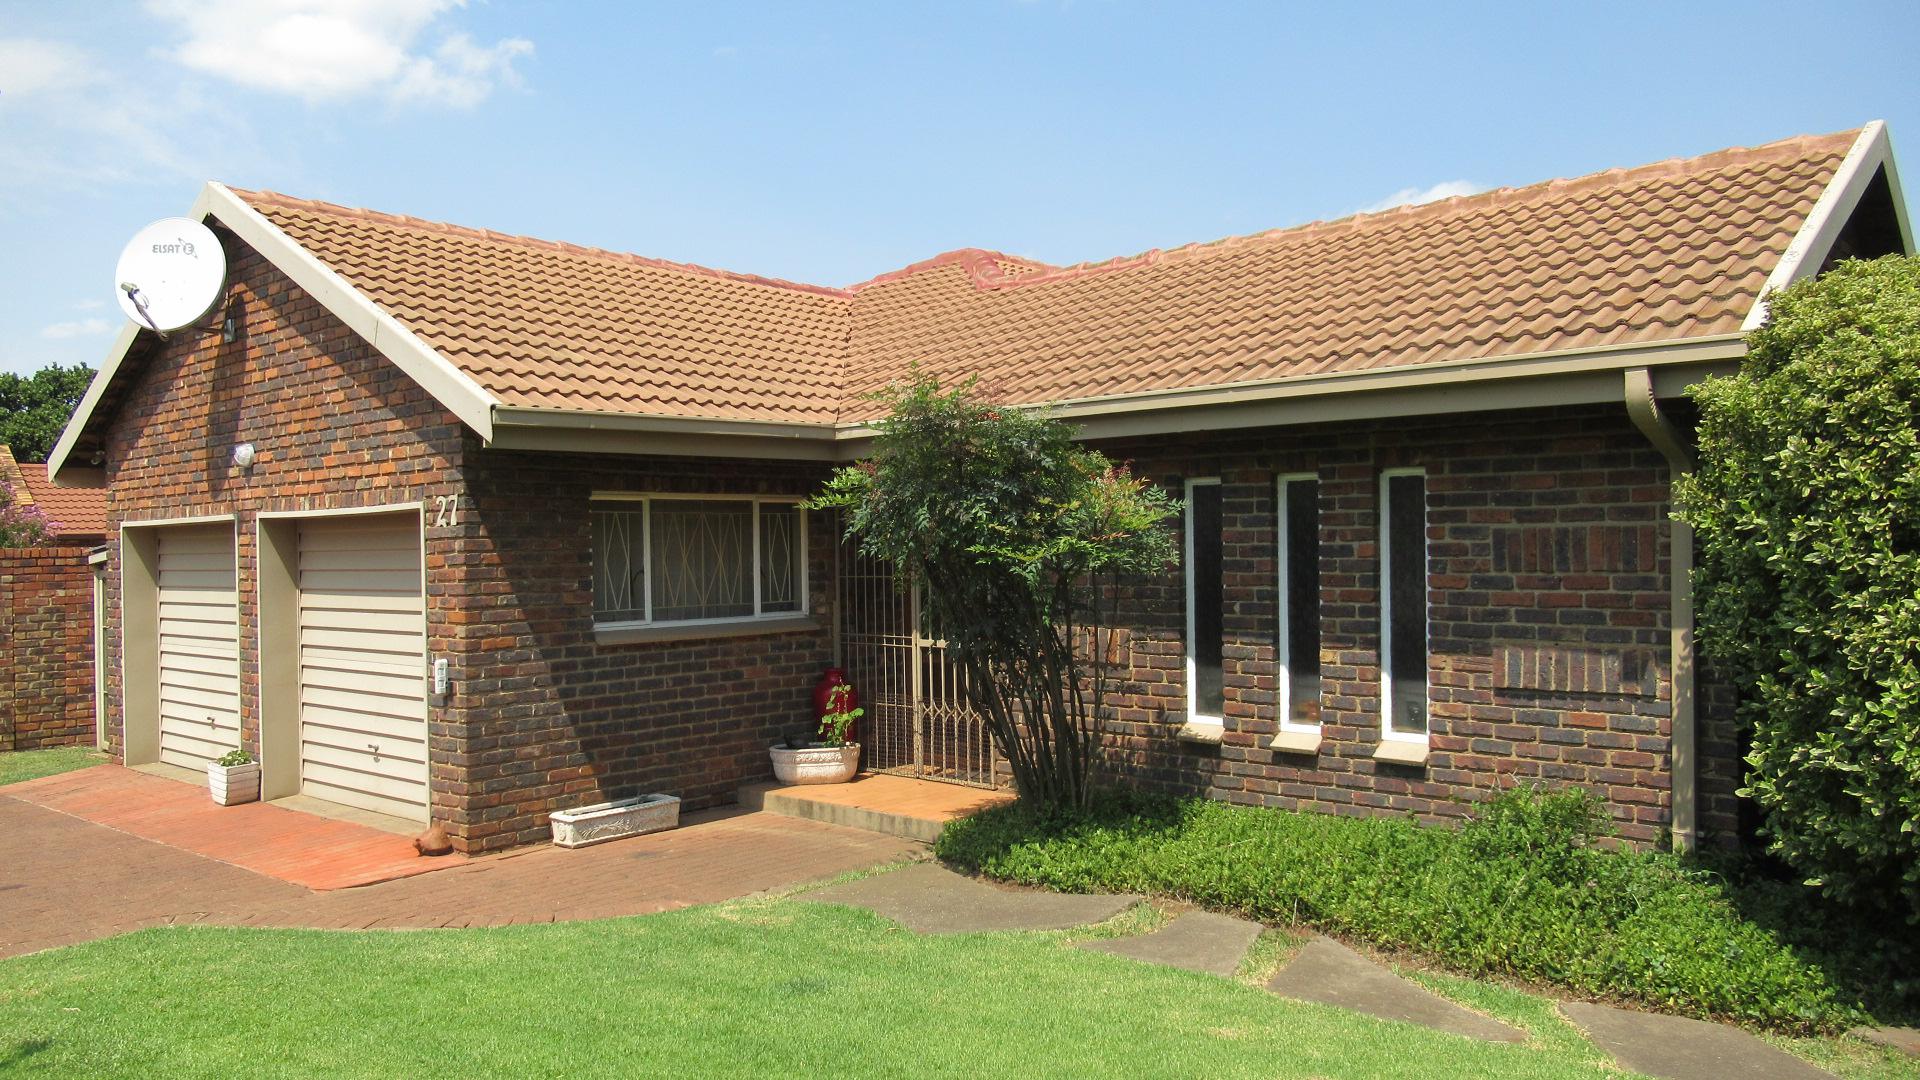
xmin=1743 ymin=121 xmax=1897 ymax=331
xmin=50 ymin=182 xmax=503 ymax=480
xmin=47 ymin=320 xmax=142 ymax=481
xmin=202 ymin=183 xmax=499 ymax=440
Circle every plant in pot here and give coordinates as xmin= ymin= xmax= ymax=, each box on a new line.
xmin=208 ymin=748 xmax=260 ymax=806
xmin=769 ymin=682 xmax=864 ymax=785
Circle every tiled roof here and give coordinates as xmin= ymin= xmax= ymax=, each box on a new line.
xmin=232 ymin=129 xmax=1859 ymax=426
xmin=0 ymin=445 xmax=108 ymax=539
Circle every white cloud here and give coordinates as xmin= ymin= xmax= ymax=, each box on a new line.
xmin=392 ymin=32 xmax=533 ymax=108
xmin=40 ymin=317 xmax=113 ymax=340
xmin=0 ymin=38 xmax=98 ymax=97
xmin=144 ymin=0 xmax=532 ymax=107
xmin=1356 ymin=179 xmax=1485 ymax=215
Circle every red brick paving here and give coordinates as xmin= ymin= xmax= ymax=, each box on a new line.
xmin=1 ymin=785 xmax=921 ymax=960
xmin=5 ymin=765 xmax=460 ymax=889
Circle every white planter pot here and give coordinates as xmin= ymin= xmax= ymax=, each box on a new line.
xmin=549 ymin=793 xmax=681 ymax=849
xmin=769 ymin=743 xmax=860 ymax=786
xmin=207 ymin=761 xmax=260 ymax=806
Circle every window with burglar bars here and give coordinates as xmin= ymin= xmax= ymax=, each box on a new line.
xmin=591 ymin=497 xmax=805 ymax=626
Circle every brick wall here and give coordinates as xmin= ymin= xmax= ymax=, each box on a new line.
xmin=99 ymin=229 xmax=468 ymax=821
xmin=1089 ymin=405 xmax=1707 ymax=847
xmin=0 ymin=548 xmax=96 ymax=751
xmin=447 ymin=451 xmax=837 ymax=851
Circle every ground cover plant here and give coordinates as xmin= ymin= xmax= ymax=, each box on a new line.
xmin=811 ymin=375 xmax=1177 ymax=810
xmin=0 ymin=747 xmax=103 ymax=787
xmin=937 ymin=785 xmax=1913 ymax=1034
xmin=1677 ymin=254 xmax=1920 ymax=918
xmin=2 ymin=897 xmax=1649 ymax=1080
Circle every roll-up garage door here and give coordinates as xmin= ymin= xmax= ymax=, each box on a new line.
xmin=156 ymin=524 xmax=241 ymax=770
xmin=296 ymin=514 xmax=429 ymax=822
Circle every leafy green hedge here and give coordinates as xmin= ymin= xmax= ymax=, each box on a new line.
xmin=1676 ymin=254 xmax=1920 ymax=917
xmin=937 ymin=787 xmax=1868 ymax=1033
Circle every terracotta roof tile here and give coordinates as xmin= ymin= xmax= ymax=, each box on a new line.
xmin=1 ymin=445 xmax=107 ymax=540
xmin=231 ymin=129 xmax=1859 ymax=426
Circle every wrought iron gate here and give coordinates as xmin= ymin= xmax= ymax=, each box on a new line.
xmin=837 ymin=538 xmax=999 ymax=789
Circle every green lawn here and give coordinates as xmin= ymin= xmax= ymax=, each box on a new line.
xmin=0 ymin=746 xmax=104 ymax=787
xmin=0 ymin=897 xmax=1633 ymax=1080
xmin=4 ymin=882 xmax=1911 ymax=1078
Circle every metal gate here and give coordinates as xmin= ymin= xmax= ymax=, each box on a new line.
xmin=837 ymin=538 xmax=999 ymax=789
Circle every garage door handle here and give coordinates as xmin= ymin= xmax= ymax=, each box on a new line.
xmin=368 ymin=743 xmax=380 ymax=759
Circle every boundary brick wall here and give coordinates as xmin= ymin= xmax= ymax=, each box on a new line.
xmin=0 ymin=548 xmax=96 ymax=751
xmin=1087 ymin=405 xmax=1734 ymax=848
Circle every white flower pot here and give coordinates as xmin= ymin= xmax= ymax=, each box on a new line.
xmin=207 ymin=761 xmax=260 ymax=806
xmin=548 ymin=793 xmax=681 ymax=849
xmin=769 ymin=743 xmax=860 ymax=785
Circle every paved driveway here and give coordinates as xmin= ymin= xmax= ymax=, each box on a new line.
xmin=0 ymin=796 xmax=920 ymax=959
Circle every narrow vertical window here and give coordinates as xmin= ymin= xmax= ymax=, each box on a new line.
xmin=1380 ymin=470 xmax=1429 ymax=743
xmin=1277 ymin=475 xmax=1321 ymax=734
xmin=1185 ymin=478 xmax=1224 ymax=728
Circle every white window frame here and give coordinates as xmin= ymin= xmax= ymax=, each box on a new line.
xmin=1276 ymin=473 xmax=1321 ymax=738
xmin=1378 ymin=468 xmax=1430 ymax=748
xmin=1184 ymin=476 xmax=1223 ymax=732
xmin=590 ymin=492 xmax=808 ymax=631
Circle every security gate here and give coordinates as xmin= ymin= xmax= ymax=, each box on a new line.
xmin=838 ymin=539 xmax=999 ymax=789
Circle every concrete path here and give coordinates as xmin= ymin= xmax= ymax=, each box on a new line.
xmin=0 ymin=795 xmax=919 ymax=959
xmin=1267 ymin=936 xmax=1527 ymax=1043
xmin=1079 ymin=910 xmax=1264 ymax=976
xmin=1851 ymin=1025 xmax=1920 ymax=1057
xmin=1560 ymin=1001 xmax=1836 ymax=1079
xmin=802 ymin=862 xmax=1139 ymax=933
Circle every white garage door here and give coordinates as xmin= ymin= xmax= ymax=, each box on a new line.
xmin=296 ymin=514 xmax=429 ymax=822
xmin=156 ymin=525 xmax=241 ymax=771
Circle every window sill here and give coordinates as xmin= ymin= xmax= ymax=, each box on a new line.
xmin=1268 ymin=729 xmax=1322 ymax=755
xmin=594 ymin=615 xmax=821 ymax=646
xmin=1177 ymin=721 xmax=1224 ymax=746
xmin=1372 ymin=740 xmax=1430 ymax=766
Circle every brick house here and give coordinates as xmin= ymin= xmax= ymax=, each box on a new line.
xmin=0 ymin=445 xmax=108 ymax=752
xmin=49 ymin=124 xmax=1911 ymax=854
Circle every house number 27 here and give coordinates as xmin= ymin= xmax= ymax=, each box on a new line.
xmin=431 ymin=494 xmax=462 ymax=528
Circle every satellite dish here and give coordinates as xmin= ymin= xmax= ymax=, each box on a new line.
xmin=113 ymin=217 xmax=226 ymax=333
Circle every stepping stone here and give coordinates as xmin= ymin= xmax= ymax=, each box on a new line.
xmin=1560 ymin=1001 xmax=1835 ymax=1080
xmin=803 ymin=862 xmax=1139 ymax=934
xmin=1266 ymin=936 xmax=1525 ymax=1043
xmin=1851 ymin=1025 xmax=1920 ymax=1057
xmin=1079 ymin=911 xmax=1264 ymax=976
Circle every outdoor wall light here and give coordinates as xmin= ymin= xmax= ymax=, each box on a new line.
xmin=233 ymin=442 xmax=256 ymax=470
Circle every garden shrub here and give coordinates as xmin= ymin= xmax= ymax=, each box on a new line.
xmin=938 ymin=787 xmax=1857 ymax=1031
xmin=1676 ymin=254 xmax=1920 ymax=918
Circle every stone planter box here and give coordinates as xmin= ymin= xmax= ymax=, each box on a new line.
xmin=207 ymin=761 xmax=260 ymax=806
xmin=549 ymin=793 xmax=681 ymax=849
xmin=770 ymin=743 xmax=860 ymax=786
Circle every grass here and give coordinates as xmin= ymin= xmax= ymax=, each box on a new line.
xmin=0 ymin=747 xmax=103 ymax=787
xmin=937 ymin=787 xmax=1915 ymax=1034
xmin=1 ymin=896 xmax=1658 ymax=1080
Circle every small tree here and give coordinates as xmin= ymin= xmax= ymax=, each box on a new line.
xmin=0 ymin=477 xmax=56 ymax=546
xmin=1676 ymin=254 xmax=1920 ymax=917
xmin=0 ymin=363 xmax=94 ymax=463
xmin=811 ymin=377 xmax=1178 ymax=810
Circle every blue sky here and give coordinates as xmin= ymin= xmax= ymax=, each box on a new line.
xmin=2 ymin=1 xmax=1916 ymax=376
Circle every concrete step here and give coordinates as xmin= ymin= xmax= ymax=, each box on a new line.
xmin=739 ymin=773 xmax=1016 ymax=843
